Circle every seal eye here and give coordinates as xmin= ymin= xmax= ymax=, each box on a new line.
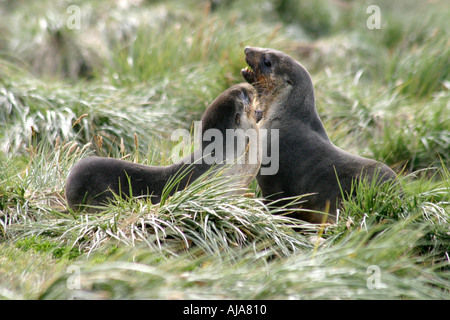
xmin=263 ymin=58 xmax=271 ymax=68
xmin=235 ymin=113 xmax=241 ymax=126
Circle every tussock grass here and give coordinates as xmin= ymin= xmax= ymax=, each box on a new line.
xmin=0 ymin=76 xmax=188 ymax=157
xmin=314 ymin=70 xmax=449 ymax=172
xmin=38 ymin=217 xmax=449 ymax=300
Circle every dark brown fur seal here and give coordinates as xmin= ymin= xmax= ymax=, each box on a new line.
xmin=65 ymin=83 xmax=260 ymax=212
xmin=241 ymin=47 xmax=399 ymax=223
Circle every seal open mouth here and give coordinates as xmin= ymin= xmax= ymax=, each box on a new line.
xmin=238 ymin=88 xmax=251 ymax=112
xmin=241 ymin=64 xmax=256 ymax=84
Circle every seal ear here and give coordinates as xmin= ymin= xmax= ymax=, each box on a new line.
xmin=235 ymin=112 xmax=241 ymax=126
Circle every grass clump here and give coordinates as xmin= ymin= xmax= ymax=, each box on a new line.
xmin=38 ymin=218 xmax=449 ymax=300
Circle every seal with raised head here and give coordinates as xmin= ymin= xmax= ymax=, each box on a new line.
xmin=65 ymin=83 xmax=260 ymax=212
xmin=241 ymin=46 xmax=399 ymax=223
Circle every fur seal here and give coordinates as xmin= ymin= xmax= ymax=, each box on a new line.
xmin=241 ymin=46 xmax=399 ymax=223
xmin=65 ymin=83 xmax=260 ymax=212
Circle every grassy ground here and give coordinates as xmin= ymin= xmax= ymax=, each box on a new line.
xmin=0 ymin=0 xmax=449 ymax=300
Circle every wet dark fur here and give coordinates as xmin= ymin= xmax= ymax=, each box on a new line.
xmin=65 ymin=83 xmax=258 ymax=212
xmin=242 ymin=47 xmax=399 ymax=223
